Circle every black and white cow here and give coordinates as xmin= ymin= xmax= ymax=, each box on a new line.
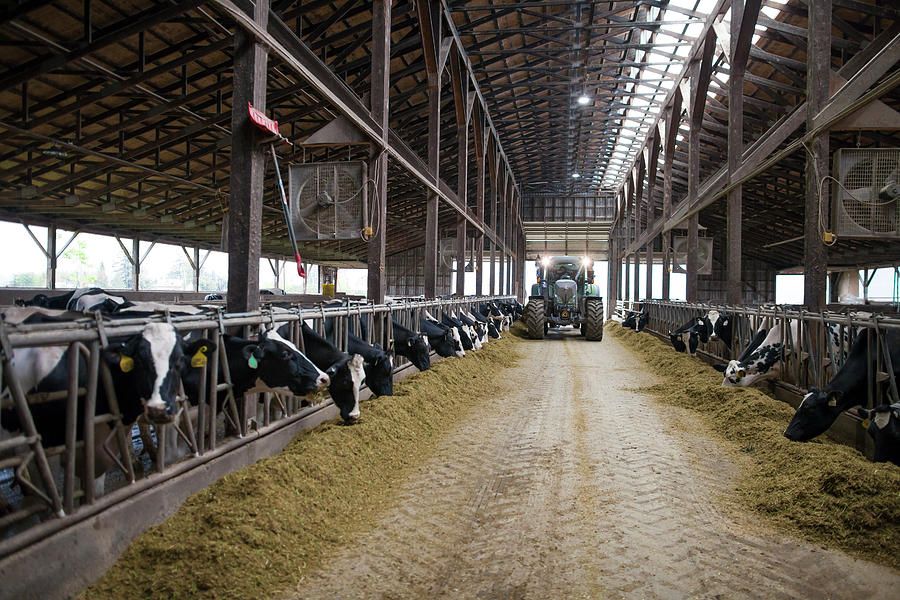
xmin=441 ymin=312 xmax=476 ymax=351
xmin=183 ymin=328 xmax=329 ymax=408
xmin=714 ymin=321 xmax=798 ymax=387
xmin=623 ymin=309 xmax=649 ymax=332
xmin=297 ymin=323 xmax=366 ymax=423
xmin=856 ymin=404 xmax=900 ymax=466
xmin=323 ymin=319 xmax=395 ymax=397
xmin=669 ymin=310 xmax=733 ymax=354
xmin=459 ymin=312 xmax=488 ymax=346
xmin=479 ymin=303 xmax=507 ymax=333
xmin=420 ymin=317 xmax=461 ymax=358
xmin=391 ymin=320 xmax=431 ymax=371
xmin=17 ymin=287 xmax=132 ymax=313
xmin=784 ymin=329 xmax=900 ymax=441
xmin=424 ymin=310 xmax=465 ymax=357
xmin=471 ymin=309 xmax=501 ymax=339
xmin=2 ymin=322 xmax=216 ymax=500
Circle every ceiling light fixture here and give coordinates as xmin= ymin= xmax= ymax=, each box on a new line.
xmin=577 ymin=94 xmax=591 ymax=105
xmin=572 ymin=173 xmax=581 ymax=179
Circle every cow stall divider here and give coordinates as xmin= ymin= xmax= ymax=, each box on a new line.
xmin=615 ymin=299 xmax=900 ymax=450
xmin=0 ymin=295 xmax=513 ymax=565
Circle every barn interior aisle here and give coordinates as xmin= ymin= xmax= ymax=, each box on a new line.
xmin=290 ymin=330 xmax=899 ymax=600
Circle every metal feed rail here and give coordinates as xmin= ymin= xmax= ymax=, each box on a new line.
xmin=0 ymin=295 xmax=513 ymax=557
xmin=615 ymin=299 xmax=900 ymax=411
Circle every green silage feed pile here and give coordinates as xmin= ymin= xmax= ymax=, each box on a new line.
xmin=606 ymin=321 xmax=900 ymax=570
xmin=83 ymin=336 xmax=522 ymax=600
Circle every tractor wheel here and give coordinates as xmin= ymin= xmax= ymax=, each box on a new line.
xmin=584 ymin=298 xmax=604 ymax=341
xmin=524 ymin=298 xmax=545 ymax=339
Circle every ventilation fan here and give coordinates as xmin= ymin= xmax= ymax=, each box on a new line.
xmin=832 ymin=148 xmax=900 ymax=239
xmin=288 ymin=161 xmax=367 ymax=240
xmin=439 ymin=237 xmax=457 ymax=272
xmin=672 ymin=236 xmax=713 ymax=275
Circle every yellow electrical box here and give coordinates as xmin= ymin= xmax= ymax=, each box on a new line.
xmin=322 ymin=283 xmax=335 ymax=298
xmin=822 ymin=231 xmax=837 ymax=244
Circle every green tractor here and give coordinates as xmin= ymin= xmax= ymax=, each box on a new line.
xmin=523 ymin=255 xmax=604 ymax=340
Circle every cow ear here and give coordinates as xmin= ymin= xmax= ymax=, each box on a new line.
xmin=242 ymin=344 xmax=262 ymax=368
xmin=184 ymin=338 xmax=216 ymax=368
xmin=407 ymin=338 xmax=414 ymax=347
xmin=713 ymin=364 xmax=726 ymax=372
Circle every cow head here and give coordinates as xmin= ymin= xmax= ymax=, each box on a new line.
xmin=364 ymin=345 xmax=394 ymax=397
xmin=783 ymin=387 xmax=846 ymax=441
xmin=103 ymin=323 xmax=216 ymax=424
xmin=707 ymin=311 xmax=733 ymax=347
xmin=404 ymin=333 xmax=431 ymax=371
xmin=856 ymin=405 xmax=900 ymax=464
xmin=324 ymin=353 xmax=366 ymax=422
xmin=429 ymin=329 xmax=458 ymax=358
xmin=242 ymin=329 xmax=330 ymax=397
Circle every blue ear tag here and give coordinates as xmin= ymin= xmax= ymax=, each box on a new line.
xmin=248 ymin=355 xmax=258 ymax=369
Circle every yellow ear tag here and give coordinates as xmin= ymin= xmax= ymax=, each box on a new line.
xmin=191 ymin=346 xmax=208 ymax=368
xmin=862 ymin=418 xmax=872 ymax=428
xmin=119 ymin=355 xmax=134 ymax=373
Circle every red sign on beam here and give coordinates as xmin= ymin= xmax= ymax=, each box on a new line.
xmin=248 ymin=102 xmax=281 ymax=137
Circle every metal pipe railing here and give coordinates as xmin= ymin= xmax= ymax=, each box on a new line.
xmin=615 ymin=299 xmax=899 ymax=409
xmin=0 ymin=294 xmax=514 ymax=554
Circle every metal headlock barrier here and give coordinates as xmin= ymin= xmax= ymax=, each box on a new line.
xmin=0 ymin=295 xmax=513 ymax=561
xmin=615 ymin=299 xmax=900 ymax=412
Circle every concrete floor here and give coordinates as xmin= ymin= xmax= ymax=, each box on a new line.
xmin=288 ymin=329 xmax=900 ymax=599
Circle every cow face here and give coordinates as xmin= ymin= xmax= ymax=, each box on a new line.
xmin=446 ymin=326 xmax=465 ymax=357
xmin=103 ymin=323 xmax=215 ymax=424
xmin=364 ymin=348 xmax=394 ymax=397
xmin=783 ymin=387 xmax=845 ymax=441
xmin=244 ymin=329 xmax=330 ymax=397
xmin=857 ymin=405 xmax=900 ymax=465
xmin=707 ymin=311 xmax=733 ymax=347
xmin=429 ymin=331 xmax=457 ymax=358
xmin=405 ymin=334 xmax=431 ymax=371
xmin=325 ymin=353 xmax=365 ymax=422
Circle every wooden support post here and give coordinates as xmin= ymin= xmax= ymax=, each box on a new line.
xmin=227 ymin=0 xmax=269 ymax=312
xmin=686 ymin=31 xmax=715 ymax=303
xmin=367 ymin=0 xmax=390 ymax=305
xmin=450 ymin=48 xmax=469 ymax=297
xmin=498 ymin=172 xmax=507 ymax=295
xmin=633 ymin=250 xmax=640 ymax=301
xmin=624 ymin=254 xmax=631 ymax=302
xmin=662 ymin=100 xmax=678 ymax=301
xmin=418 ymin=0 xmax=441 ymax=299
xmin=727 ymin=0 xmax=761 ymax=305
xmin=489 ymin=147 xmax=499 ymax=295
xmin=474 ymin=112 xmax=486 ymax=296
xmin=805 ymin=0 xmax=831 ymax=311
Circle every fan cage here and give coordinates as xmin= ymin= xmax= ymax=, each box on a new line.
xmin=672 ymin=236 xmax=713 ymax=275
xmin=288 ymin=161 xmax=367 ymax=241
xmin=832 ymin=148 xmax=900 ymax=239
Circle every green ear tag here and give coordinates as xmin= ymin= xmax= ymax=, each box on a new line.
xmin=248 ymin=355 xmax=258 ymax=369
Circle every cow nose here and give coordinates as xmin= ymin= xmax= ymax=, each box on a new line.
xmin=145 ymin=403 xmax=172 ymax=424
xmin=348 ymin=409 xmax=360 ymax=421
xmin=316 ymin=373 xmax=330 ymax=389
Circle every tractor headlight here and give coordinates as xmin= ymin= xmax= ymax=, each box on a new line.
xmin=581 ymin=256 xmax=593 ymax=267
xmin=540 ymin=257 xmax=551 ymax=268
